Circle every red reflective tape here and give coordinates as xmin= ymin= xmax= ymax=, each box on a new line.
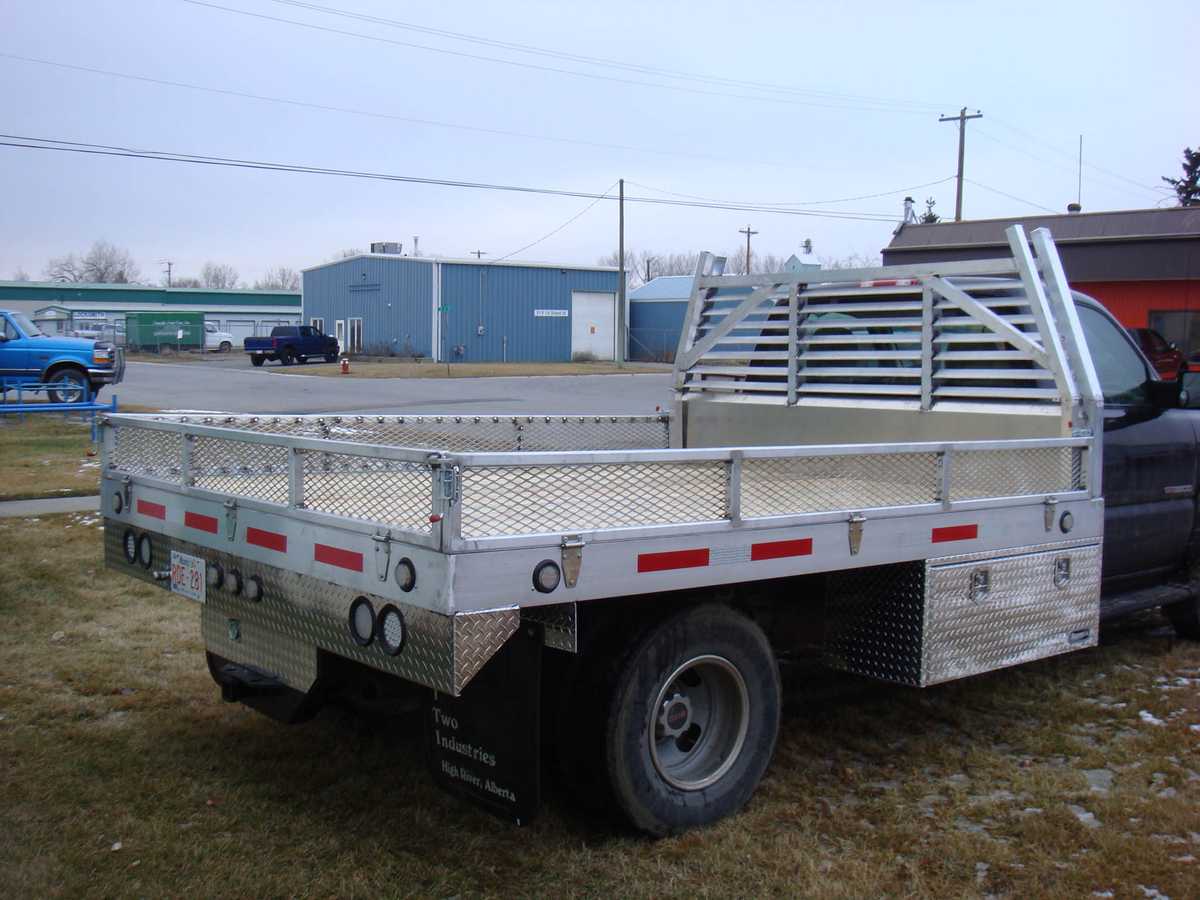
xmin=136 ymin=499 xmax=166 ymax=520
xmin=751 ymin=538 xmax=813 ymax=561
xmin=247 ymin=527 xmax=287 ymax=553
xmin=932 ymin=523 xmax=978 ymax=543
xmin=184 ymin=511 xmax=219 ymax=534
xmin=314 ymin=542 xmax=363 ymax=572
xmin=637 ymin=548 xmax=709 ymax=573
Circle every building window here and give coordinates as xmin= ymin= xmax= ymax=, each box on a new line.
xmin=348 ymin=317 xmax=363 ymax=353
xmin=310 ymin=317 xmax=325 ymax=334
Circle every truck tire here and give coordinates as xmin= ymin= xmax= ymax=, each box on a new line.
xmin=251 ymin=355 xmax=265 ymax=367
xmin=46 ymin=367 xmax=90 ymax=404
xmin=279 ymin=349 xmax=295 ymax=366
xmin=1165 ymin=595 xmax=1200 ymax=640
xmin=324 ymin=352 xmax=337 ymax=363
xmin=219 ymin=341 xmax=232 ymax=353
xmin=297 ymin=355 xmax=308 ymax=365
xmin=602 ymin=604 xmax=780 ymax=835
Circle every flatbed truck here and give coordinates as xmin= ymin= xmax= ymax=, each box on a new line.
xmin=101 ymin=227 xmax=1200 ymax=834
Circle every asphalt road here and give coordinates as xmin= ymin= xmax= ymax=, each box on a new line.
xmin=113 ymin=360 xmax=674 ymax=415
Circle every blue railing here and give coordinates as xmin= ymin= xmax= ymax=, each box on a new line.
xmin=0 ymin=380 xmax=118 ymax=441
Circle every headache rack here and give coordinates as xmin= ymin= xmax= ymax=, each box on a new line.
xmin=672 ymin=225 xmax=1101 ymax=459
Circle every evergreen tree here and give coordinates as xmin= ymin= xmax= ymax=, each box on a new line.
xmin=1162 ymin=146 xmax=1200 ymax=206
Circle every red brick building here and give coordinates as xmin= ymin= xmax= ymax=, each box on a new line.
xmin=883 ymin=207 xmax=1200 ymax=355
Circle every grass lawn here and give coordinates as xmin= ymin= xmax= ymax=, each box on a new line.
xmin=0 ymin=406 xmax=157 ymax=501
xmin=0 ymin=414 xmax=103 ymax=501
xmin=279 ymin=360 xmax=666 ymax=378
xmin=2 ymin=517 xmax=1198 ymax=897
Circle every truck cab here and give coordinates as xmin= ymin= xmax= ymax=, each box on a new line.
xmin=0 ymin=309 xmax=125 ymax=402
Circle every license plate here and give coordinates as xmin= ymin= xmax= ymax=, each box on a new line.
xmin=170 ymin=550 xmax=206 ymax=603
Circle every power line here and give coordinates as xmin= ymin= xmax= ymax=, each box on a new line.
xmin=265 ymin=0 xmax=947 ymax=112
xmin=625 ymin=175 xmax=956 ymax=208
xmin=0 ymin=134 xmax=901 ymax=221
xmin=0 ymin=52 xmax=915 ymax=175
xmin=495 ymin=181 xmax=619 ymax=262
xmin=963 ymin=178 xmax=1058 ymax=214
xmin=179 ymin=0 xmax=937 ymax=115
xmin=988 ymin=116 xmax=1167 ymax=195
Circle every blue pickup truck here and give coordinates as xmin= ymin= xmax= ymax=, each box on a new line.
xmin=244 ymin=324 xmax=339 ymax=367
xmin=0 ymin=309 xmax=125 ymax=402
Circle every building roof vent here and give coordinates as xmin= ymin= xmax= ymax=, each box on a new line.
xmin=1067 ymin=203 xmax=1082 ymax=214
xmin=370 ymin=241 xmax=403 ymax=254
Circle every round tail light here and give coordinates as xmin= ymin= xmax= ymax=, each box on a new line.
xmin=532 ymin=560 xmax=561 ymax=593
xmin=377 ymin=605 xmax=406 ymax=656
xmin=348 ymin=597 xmax=375 ymax=647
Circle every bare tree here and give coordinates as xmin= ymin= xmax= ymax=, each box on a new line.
xmin=11 ymin=267 xmax=31 ymax=282
xmin=81 ymin=240 xmax=140 ymax=283
xmin=201 ymin=262 xmax=239 ymax=290
xmin=254 ymin=266 xmax=301 ymax=291
xmin=818 ymin=251 xmax=882 ymax=270
xmin=44 ymin=253 xmax=85 ymax=282
xmin=170 ymin=276 xmax=204 ymax=288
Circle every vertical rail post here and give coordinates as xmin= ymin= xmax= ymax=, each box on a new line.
xmin=920 ymin=282 xmax=934 ymax=411
xmin=181 ymin=433 xmax=194 ymax=487
xmin=287 ymin=446 xmax=305 ymax=508
xmin=726 ymin=452 xmax=743 ymax=522
xmin=786 ymin=283 xmax=799 ymax=406
xmin=937 ymin=448 xmax=953 ymax=508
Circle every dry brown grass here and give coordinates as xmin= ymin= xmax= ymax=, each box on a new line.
xmin=2 ymin=517 xmax=1198 ymax=897
xmin=0 ymin=414 xmax=102 ymax=500
xmin=285 ymin=360 xmax=666 ymax=379
xmin=0 ymin=407 xmax=157 ymax=501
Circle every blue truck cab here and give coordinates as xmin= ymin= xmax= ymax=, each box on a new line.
xmin=0 ymin=309 xmax=125 ymax=402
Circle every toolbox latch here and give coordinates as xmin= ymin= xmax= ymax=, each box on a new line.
xmin=223 ymin=499 xmax=238 ymax=541
xmin=373 ymin=530 xmax=392 ymax=582
xmin=847 ymin=513 xmax=866 ymax=556
xmin=560 ymin=535 xmax=583 ymax=588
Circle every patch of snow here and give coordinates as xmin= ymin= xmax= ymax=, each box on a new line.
xmin=1139 ymin=710 xmax=1166 ymax=727
xmin=1067 ymin=804 xmax=1100 ymax=829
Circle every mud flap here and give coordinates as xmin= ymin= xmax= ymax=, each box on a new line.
xmin=426 ymin=623 xmax=542 ymax=825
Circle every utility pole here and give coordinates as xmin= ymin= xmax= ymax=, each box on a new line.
xmin=644 ymin=256 xmax=656 ymax=283
xmin=160 ymin=259 xmax=173 ymax=287
xmin=469 ymin=249 xmax=487 ymax=259
xmin=938 ymin=107 xmax=982 ymax=221
xmin=617 ymin=178 xmax=626 ymax=363
xmin=738 ymin=224 xmax=758 ymax=274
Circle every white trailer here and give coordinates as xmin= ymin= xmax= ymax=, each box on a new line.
xmin=101 ymin=227 xmax=1191 ymax=834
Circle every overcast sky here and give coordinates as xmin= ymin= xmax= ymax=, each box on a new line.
xmin=1 ymin=0 xmax=1193 ymax=285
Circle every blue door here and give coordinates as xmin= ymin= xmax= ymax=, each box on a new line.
xmin=0 ymin=313 xmax=36 ymax=382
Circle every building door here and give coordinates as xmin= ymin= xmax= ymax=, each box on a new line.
xmin=335 ymin=319 xmax=346 ymax=352
xmin=225 ymin=320 xmax=255 ymax=348
xmin=570 ymin=291 xmax=616 ymax=361
xmin=348 ymin=317 xmax=363 ymax=353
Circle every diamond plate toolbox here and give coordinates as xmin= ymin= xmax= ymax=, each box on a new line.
xmin=826 ymin=539 xmax=1100 ymax=687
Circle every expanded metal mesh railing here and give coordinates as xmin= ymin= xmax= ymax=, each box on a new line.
xmin=105 ymin=415 xmax=1090 ymax=545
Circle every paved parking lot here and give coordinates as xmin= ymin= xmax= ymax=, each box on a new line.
xmin=113 ymin=360 xmax=674 ymax=415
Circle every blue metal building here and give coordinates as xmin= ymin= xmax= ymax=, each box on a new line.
xmin=301 ymin=253 xmax=620 ymax=362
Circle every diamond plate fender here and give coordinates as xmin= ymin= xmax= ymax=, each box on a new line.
xmin=104 ymin=520 xmax=519 ymax=696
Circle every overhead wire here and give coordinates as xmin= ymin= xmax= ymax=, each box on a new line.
xmin=178 ymin=0 xmax=937 ymax=114
xmin=963 ymin=178 xmax=1058 ymax=214
xmin=495 ymin=181 xmax=619 ymax=261
xmin=0 ymin=52 xmax=915 ymax=174
xmin=0 ymin=134 xmax=902 ymax=221
xmin=265 ymin=0 xmax=948 ymax=112
xmin=624 ymin=176 xmax=956 ymax=208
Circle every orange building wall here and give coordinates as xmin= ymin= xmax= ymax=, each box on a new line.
xmin=1073 ymin=280 xmax=1200 ymax=328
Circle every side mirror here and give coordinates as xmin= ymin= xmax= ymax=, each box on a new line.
xmin=1148 ymin=377 xmax=1184 ymax=409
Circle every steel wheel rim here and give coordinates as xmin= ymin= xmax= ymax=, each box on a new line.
xmin=649 ymin=654 xmax=750 ymax=791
